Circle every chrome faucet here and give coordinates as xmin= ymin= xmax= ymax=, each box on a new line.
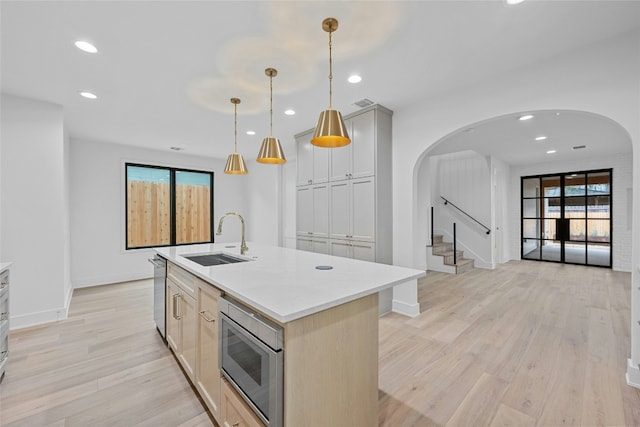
xmin=216 ymin=212 xmax=248 ymax=255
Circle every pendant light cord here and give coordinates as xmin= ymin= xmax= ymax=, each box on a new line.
xmin=328 ymin=30 xmax=333 ymax=109
xmin=234 ymin=103 xmax=238 ymax=153
xmin=269 ymin=74 xmax=273 ymax=136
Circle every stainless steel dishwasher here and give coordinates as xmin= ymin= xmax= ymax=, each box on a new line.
xmin=148 ymin=255 xmax=167 ymax=339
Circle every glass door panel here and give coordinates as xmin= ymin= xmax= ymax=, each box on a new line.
xmin=522 ymin=169 xmax=611 ymax=268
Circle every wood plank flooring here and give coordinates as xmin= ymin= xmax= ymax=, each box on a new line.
xmin=379 ymin=261 xmax=640 ymax=427
xmin=1 ymin=260 xmax=639 ymax=426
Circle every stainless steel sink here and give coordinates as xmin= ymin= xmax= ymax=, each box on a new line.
xmin=183 ymin=253 xmax=248 ymax=267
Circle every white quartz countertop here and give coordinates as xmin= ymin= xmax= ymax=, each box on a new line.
xmin=155 ymin=242 xmax=425 ymax=323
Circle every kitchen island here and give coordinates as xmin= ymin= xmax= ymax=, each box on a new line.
xmin=155 ymin=242 xmax=424 ymax=427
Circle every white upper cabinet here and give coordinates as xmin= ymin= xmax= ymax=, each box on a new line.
xmin=329 ymin=177 xmax=375 ymax=242
xmin=296 ymin=186 xmax=313 ymax=235
xmin=350 ymin=177 xmax=375 ymax=242
xmin=296 ymin=132 xmax=313 ymax=186
xmin=295 ymin=104 xmax=392 ymax=264
xmin=296 ymin=130 xmax=328 ymax=186
xmin=329 ymin=109 xmax=375 ymax=182
xmin=296 ymin=183 xmax=328 ymax=237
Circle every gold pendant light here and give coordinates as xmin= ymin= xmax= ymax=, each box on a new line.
xmin=311 ymin=17 xmax=350 ymax=148
xmin=257 ymin=68 xmax=286 ymax=164
xmin=224 ymin=98 xmax=248 ymax=175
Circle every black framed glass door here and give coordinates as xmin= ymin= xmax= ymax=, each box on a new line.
xmin=521 ymin=169 xmax=612 ymax=268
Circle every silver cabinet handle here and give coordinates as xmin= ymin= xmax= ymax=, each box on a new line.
xmin=172 ymin=293 xmax=183 ymax=320
xmin=199 ymin=310 xmax=215 ymax=323
xmin=172 ymin=294 xmax=178 ymax=319
xmin=176 ymin=294 xmax=183 ymax=320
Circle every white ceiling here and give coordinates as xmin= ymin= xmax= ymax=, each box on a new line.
xmin=2 ymin=1 xmax=639 ymax=163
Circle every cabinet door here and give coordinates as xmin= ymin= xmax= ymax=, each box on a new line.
xmin=329 ymin=181 xmax=350 ymax=239
xmin=296 ymin=237 xmax=313 ymax=252
xmin=296 ymin=135 xmax=313 ymax=186
xmin=221 ymin=379 xmax=264 ymax=427
xmin=351 ymin=241 xmax=376 ymax=262
xmin=296 ymin=187 xmax=313 ymax=236
xmin=196 ymin=285 xmax=221 ymax=418
xmin=313 ymin=145 xmax=329 ymax=184
xmin=166 ymin=279 xmax=181 ymax=354
xmin=351 ymin=177 xmax=375 ymax=242
xmin=329 ymin=142 xmax=351 ymax=182
xmin=351 ymin=110 xmax=376 ymax=179
xmin=178 ymin=292 xmax=197 ymax=382
xmin=312 ymin=184 xmax=329 ymax=238
xmin=312 ymin=238 xmax=330 ymax=255
xmin=330 ymin=239 xmax=351 ymax=259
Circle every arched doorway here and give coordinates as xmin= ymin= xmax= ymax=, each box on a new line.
xmin=415 ymin=109 xmax=632 ymax=272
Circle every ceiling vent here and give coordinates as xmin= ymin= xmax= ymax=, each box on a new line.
xmin=572 ymin=145 xmax=587 ymax=150
xmin=353 ymin=98 xmax=375 ymax=108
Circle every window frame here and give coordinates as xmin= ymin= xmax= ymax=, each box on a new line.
xmin=125 ymin=162 xmax=215 ymax=250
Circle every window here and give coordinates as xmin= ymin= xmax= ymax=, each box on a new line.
xmin=126 ymin=163 xmax=214 ymax=249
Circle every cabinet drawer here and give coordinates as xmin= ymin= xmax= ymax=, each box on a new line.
xmin=167 ymin=263 xmax=196 ymax=297
xmin=221 ymin=378 xmax=264 ymax=427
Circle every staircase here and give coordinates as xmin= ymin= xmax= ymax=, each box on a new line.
xmin=430 ymin=234 xmax=474 ymax=274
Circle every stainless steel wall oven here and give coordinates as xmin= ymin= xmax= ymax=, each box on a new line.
xmin=219 ymin=295 xmax=283 ymax=427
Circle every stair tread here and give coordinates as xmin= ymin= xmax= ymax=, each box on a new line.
xmin=445 ymin=258 xmax=474 ymax=266
xmin=440 ymin=250 xmax=464 ymax=256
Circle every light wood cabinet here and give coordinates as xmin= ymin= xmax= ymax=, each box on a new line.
xmin=221 ymin=378 xmax=264 ymax=427
xmin=196 ymin=284 xmax=222 ymax=418
xmin=166 ymin=277 xmax=197 ymax=381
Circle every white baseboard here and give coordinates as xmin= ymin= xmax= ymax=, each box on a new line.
xmin=392 ymin=299 xmax=420 ymax=317
xmin=627 ymin=359 xmax=640 ymax=389
xmin=73 ymin=272 xmax=152 ymax=288
xmin=10 ymin=307 xmax=67 ymax=330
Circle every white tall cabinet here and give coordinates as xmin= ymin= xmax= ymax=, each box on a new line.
xmin=296 ymin=104 xmax=393 ymax=282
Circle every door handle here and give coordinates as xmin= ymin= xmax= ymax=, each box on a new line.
xmin=199 ymin=310 xmax=216 ymax=323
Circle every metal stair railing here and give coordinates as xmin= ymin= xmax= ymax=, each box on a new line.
xmin=440 ymin=196 xmax=491 ymax=235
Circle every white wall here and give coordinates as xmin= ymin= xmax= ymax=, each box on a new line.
xmin=430 ymin=151 xmax=492 ymax=268
xmin=69 ymin=138 xmax=247 ymax=288
xmin=490 ymin=156 xmax=511 ymax=264
xmin=1 ymin=94 xmax=71 ymax=328
xmin=245 ymin=161 xmax=282 ymax=247
xmin=509 ymin=154 xmax=632 ymax=271
xmin=391 ymin=30 xmax=640 ymax=385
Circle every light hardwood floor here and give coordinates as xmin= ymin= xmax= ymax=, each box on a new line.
xmin=1 ymin=261 xmax=639 ymax=426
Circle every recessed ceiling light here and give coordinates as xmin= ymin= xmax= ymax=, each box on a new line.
xmin=348 ymin=75 xmax=362 ymax=84
xmin=518 ymin=114 xmax=534 ymax=121
xmin=505 ymin=0 xmax=525 ymax=5
xmin=74 ymin=40 xmax=98 ymax=53
xmin=246 ymin=131 xmax=256 ymax=135
xmin=284 ymin=109 xmax=295 ymax=116
xmin=535 ymin=136 xmax=547 ymax=141
xmin=79 ymin=91 xmax=97 ymax=99
xmin=546 ymin=150 xmax=556 ymax=154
